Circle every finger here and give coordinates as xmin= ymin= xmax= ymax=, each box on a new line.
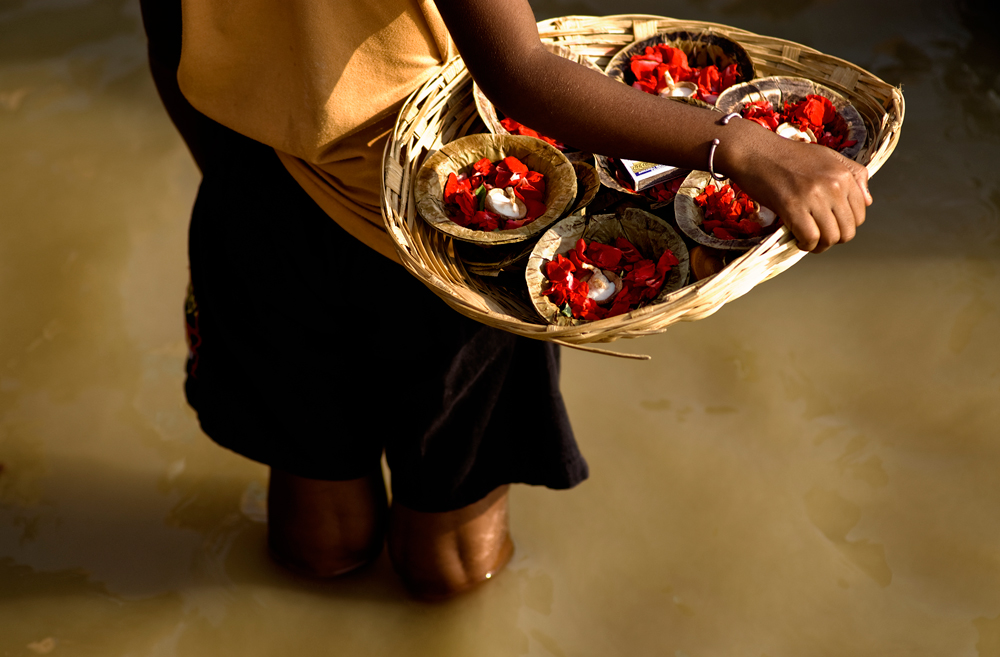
xmin=832 ymin=195 xmax=857 ymax=244
xmin=810 ymin=208 xmax=841 ymax=254
xmin=785 ymin=206 xmax=821 ymax=253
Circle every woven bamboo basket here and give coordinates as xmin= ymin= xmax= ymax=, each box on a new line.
xmin=381 ymin=14 xmax=905 ymax=359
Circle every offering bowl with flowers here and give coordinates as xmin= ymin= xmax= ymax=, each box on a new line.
xmin=415 ymin=134 xmax=578 ymax=245
xmin=715 ymin=75 xmax=868 ymax=161
xmin=605 ymin=30 xmax=756 ymax=108
xmin=675 ymin=170 xmax=784 ymax=250
xmin=455 ymin=160 xmax=602 ymax=277
xmin=526 ymin=208 xmax=690 ymax=326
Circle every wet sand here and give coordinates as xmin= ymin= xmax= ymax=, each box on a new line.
xmin=2 ymin=0 xmax=999 ymax=655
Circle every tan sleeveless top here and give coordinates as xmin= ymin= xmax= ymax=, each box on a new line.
xmin=177 ymin=0 xmax=455 ymax=262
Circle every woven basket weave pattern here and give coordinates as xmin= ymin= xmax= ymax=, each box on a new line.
xmin=381 ymin=15 xmax=904 ymax=356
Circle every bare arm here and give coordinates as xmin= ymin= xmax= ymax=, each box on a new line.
xmin=432 ymin=0 xmax=872 ymax=253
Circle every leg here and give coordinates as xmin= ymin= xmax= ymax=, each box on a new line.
xmin=388 ymin=485 xmax=514 ymax=601
xmin=267 ymin=467 xmax=388 ymax=578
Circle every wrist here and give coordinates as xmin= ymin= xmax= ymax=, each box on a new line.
xmin=711 ymin=115 xmax=769 ymax=181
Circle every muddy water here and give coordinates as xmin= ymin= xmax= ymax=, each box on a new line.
xmin=1 ymin=0 xmax=998 ymax=654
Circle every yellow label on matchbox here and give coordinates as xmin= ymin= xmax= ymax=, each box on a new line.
xmin=619 ymin=158 xmax=682 ymax=191
xmin=628 ymin=160 xmax=659 ymax=173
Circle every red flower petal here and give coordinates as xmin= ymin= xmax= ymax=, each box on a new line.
xmin=456 ymin=189 xmax=477 ymax=218
xmin=638 ymin=46 xmax=663 ymax=63
xmin=696 ymin=65 xmax=721 ymax=98
xmin=630 ymin=59 xmax=661 ymax=80
xmin=472 ymin=158 xmax=493 ymax=177
xmin=584 ymin=242 xmax=623 ymax=270
xmin=502 ymin=156 xmax=528 ymax=175
xmin=721 ymin=63 xmax=740 ymax=90
xmin=633 ymin=79 xmax=658 ymax=94
xmin=567 ymin=247 xmax=587 ymax=272
xmin=499 ymin=117 xmax=565 ymax=150
xmin=631 ymin=260 xmax=656 ymax=283
xmin=656 ymin=249 xmax=679 ymax=275
xmin=614 ymin=237 xmax=644 ymax=264
xmin=660 ymin=45 xmax=689 ymax=71
xmin=545 ymin=254 xmax=575 ymax=281
xmin=471 ymin=210 xmax=501 ymax=231
xmin=514 ymin=172 xmax=546 ymax=203
xmin=522 ymin=199 xmax=547 ymax=221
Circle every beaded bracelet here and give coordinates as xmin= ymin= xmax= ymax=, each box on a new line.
xmin=707 ymin=113 xmax=742 ymax=181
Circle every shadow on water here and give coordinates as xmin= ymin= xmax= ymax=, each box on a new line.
xmin=1 ymin=458 xmax=536 ymax=656
xmin=0 ymin=454 xmax=407 ymax=605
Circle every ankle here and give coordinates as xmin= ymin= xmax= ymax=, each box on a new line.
xmin=394 ymin=532 xmax=514 ymax=601
xmin=388 ymin=486 xmax=514 ymax=601
xmin=266 ymin=468 xmax=388 ymax=579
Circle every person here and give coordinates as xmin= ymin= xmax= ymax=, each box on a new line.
xmin=141 ymin=0 xmax=870 ymax=601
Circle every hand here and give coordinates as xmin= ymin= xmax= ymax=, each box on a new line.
xmin=724 ymin=128 xmax=873 ymax=254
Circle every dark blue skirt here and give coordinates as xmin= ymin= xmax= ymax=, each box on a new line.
xmin=182 ymin=140 xmax=587 ymax=512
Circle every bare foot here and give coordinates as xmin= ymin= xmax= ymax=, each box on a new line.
xmin=267 ymin=468 xmax=388 ymax=578
xmin=388 ymin=485 xmax=514 ymax=601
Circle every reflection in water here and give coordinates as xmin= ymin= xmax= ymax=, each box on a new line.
xmin=720 ymin=0 xmax=820 ymax=20
xmin=1 ymin=0 xmax=1000 ymax=655
xmin=803 ymin=487 xmax=892 ymax=588
xmin=947 ymin=0 xmax=1000 ymax=136
xmin=871 ymin=37 xmax=935 ymax=86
